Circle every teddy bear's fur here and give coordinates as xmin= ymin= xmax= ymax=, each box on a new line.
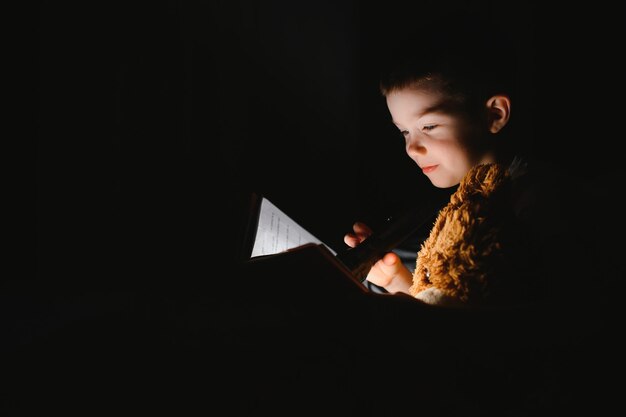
xmin=410 ymin=162 xmax=528 ymax=307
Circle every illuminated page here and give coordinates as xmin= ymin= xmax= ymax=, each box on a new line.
xmin=251 ymin=197 xmax=336 ymax=257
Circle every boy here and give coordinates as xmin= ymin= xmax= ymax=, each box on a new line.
xmin=344 ymin=16 xmax=584 ymax=307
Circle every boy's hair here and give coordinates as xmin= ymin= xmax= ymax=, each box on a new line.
xmin=378 ymin=14 xmax=517 ymax=112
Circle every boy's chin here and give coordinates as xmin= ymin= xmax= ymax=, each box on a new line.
xmin=429 ymin=177 xmax=459 ymax=189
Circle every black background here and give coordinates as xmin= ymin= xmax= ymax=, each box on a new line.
xmin=19 ymin=0 xmax=626 ymax=414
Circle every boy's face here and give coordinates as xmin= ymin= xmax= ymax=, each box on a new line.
xmin=386 ymin=87 xmax=492 ymax=188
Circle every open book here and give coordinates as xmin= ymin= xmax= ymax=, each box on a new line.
xmin=241 ymin=192 xmax=450 ymax=282
xmin=249 ymin=195 xmax=336 ymax=258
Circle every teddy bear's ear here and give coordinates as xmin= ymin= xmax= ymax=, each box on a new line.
xmin=486 ymin=95 xmax=511 ymax=133
xmin=453 ymin=163 xmax=508 ymax=203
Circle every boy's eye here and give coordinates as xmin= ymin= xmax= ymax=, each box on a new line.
xmin=422 ymin=124 xmax=437 ymax=131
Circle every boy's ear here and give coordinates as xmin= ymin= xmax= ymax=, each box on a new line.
xmin=486 ymin=95 xmax=511 ymax=133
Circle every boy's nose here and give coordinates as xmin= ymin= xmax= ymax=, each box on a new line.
xmin=406 ymin=140 xmax=426 ymax=156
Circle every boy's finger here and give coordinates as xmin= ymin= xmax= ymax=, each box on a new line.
xmin=343 ymin=234 xmax=360 ymax=247
xmin=352 ymin=222 xmax=373 ymax=239
xmin=376 ymin=252 xmax=402 ymax=276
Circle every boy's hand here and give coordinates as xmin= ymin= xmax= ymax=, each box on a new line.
xmin=344 ymin=222 xmax=413 ymax=293
xmin=343 ymin=221 xmax=373 ymax=247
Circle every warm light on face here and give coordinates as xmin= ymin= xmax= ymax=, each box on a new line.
xmin=385 ymin=88 xmax=481 ymax=188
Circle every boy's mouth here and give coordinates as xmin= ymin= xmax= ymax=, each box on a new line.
xmin=421 ymin=165 xmax=439 ymax=174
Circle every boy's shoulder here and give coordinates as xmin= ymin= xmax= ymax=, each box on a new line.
xmin=509 ymin=155 xmax=597 ymax=240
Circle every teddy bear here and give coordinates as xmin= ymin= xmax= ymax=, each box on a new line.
xmin=410 ymin=162 xmax=532 ymax=308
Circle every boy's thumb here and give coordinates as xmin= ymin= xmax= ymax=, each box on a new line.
xmin=379 ymin=252 xmax=402 ymax=275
